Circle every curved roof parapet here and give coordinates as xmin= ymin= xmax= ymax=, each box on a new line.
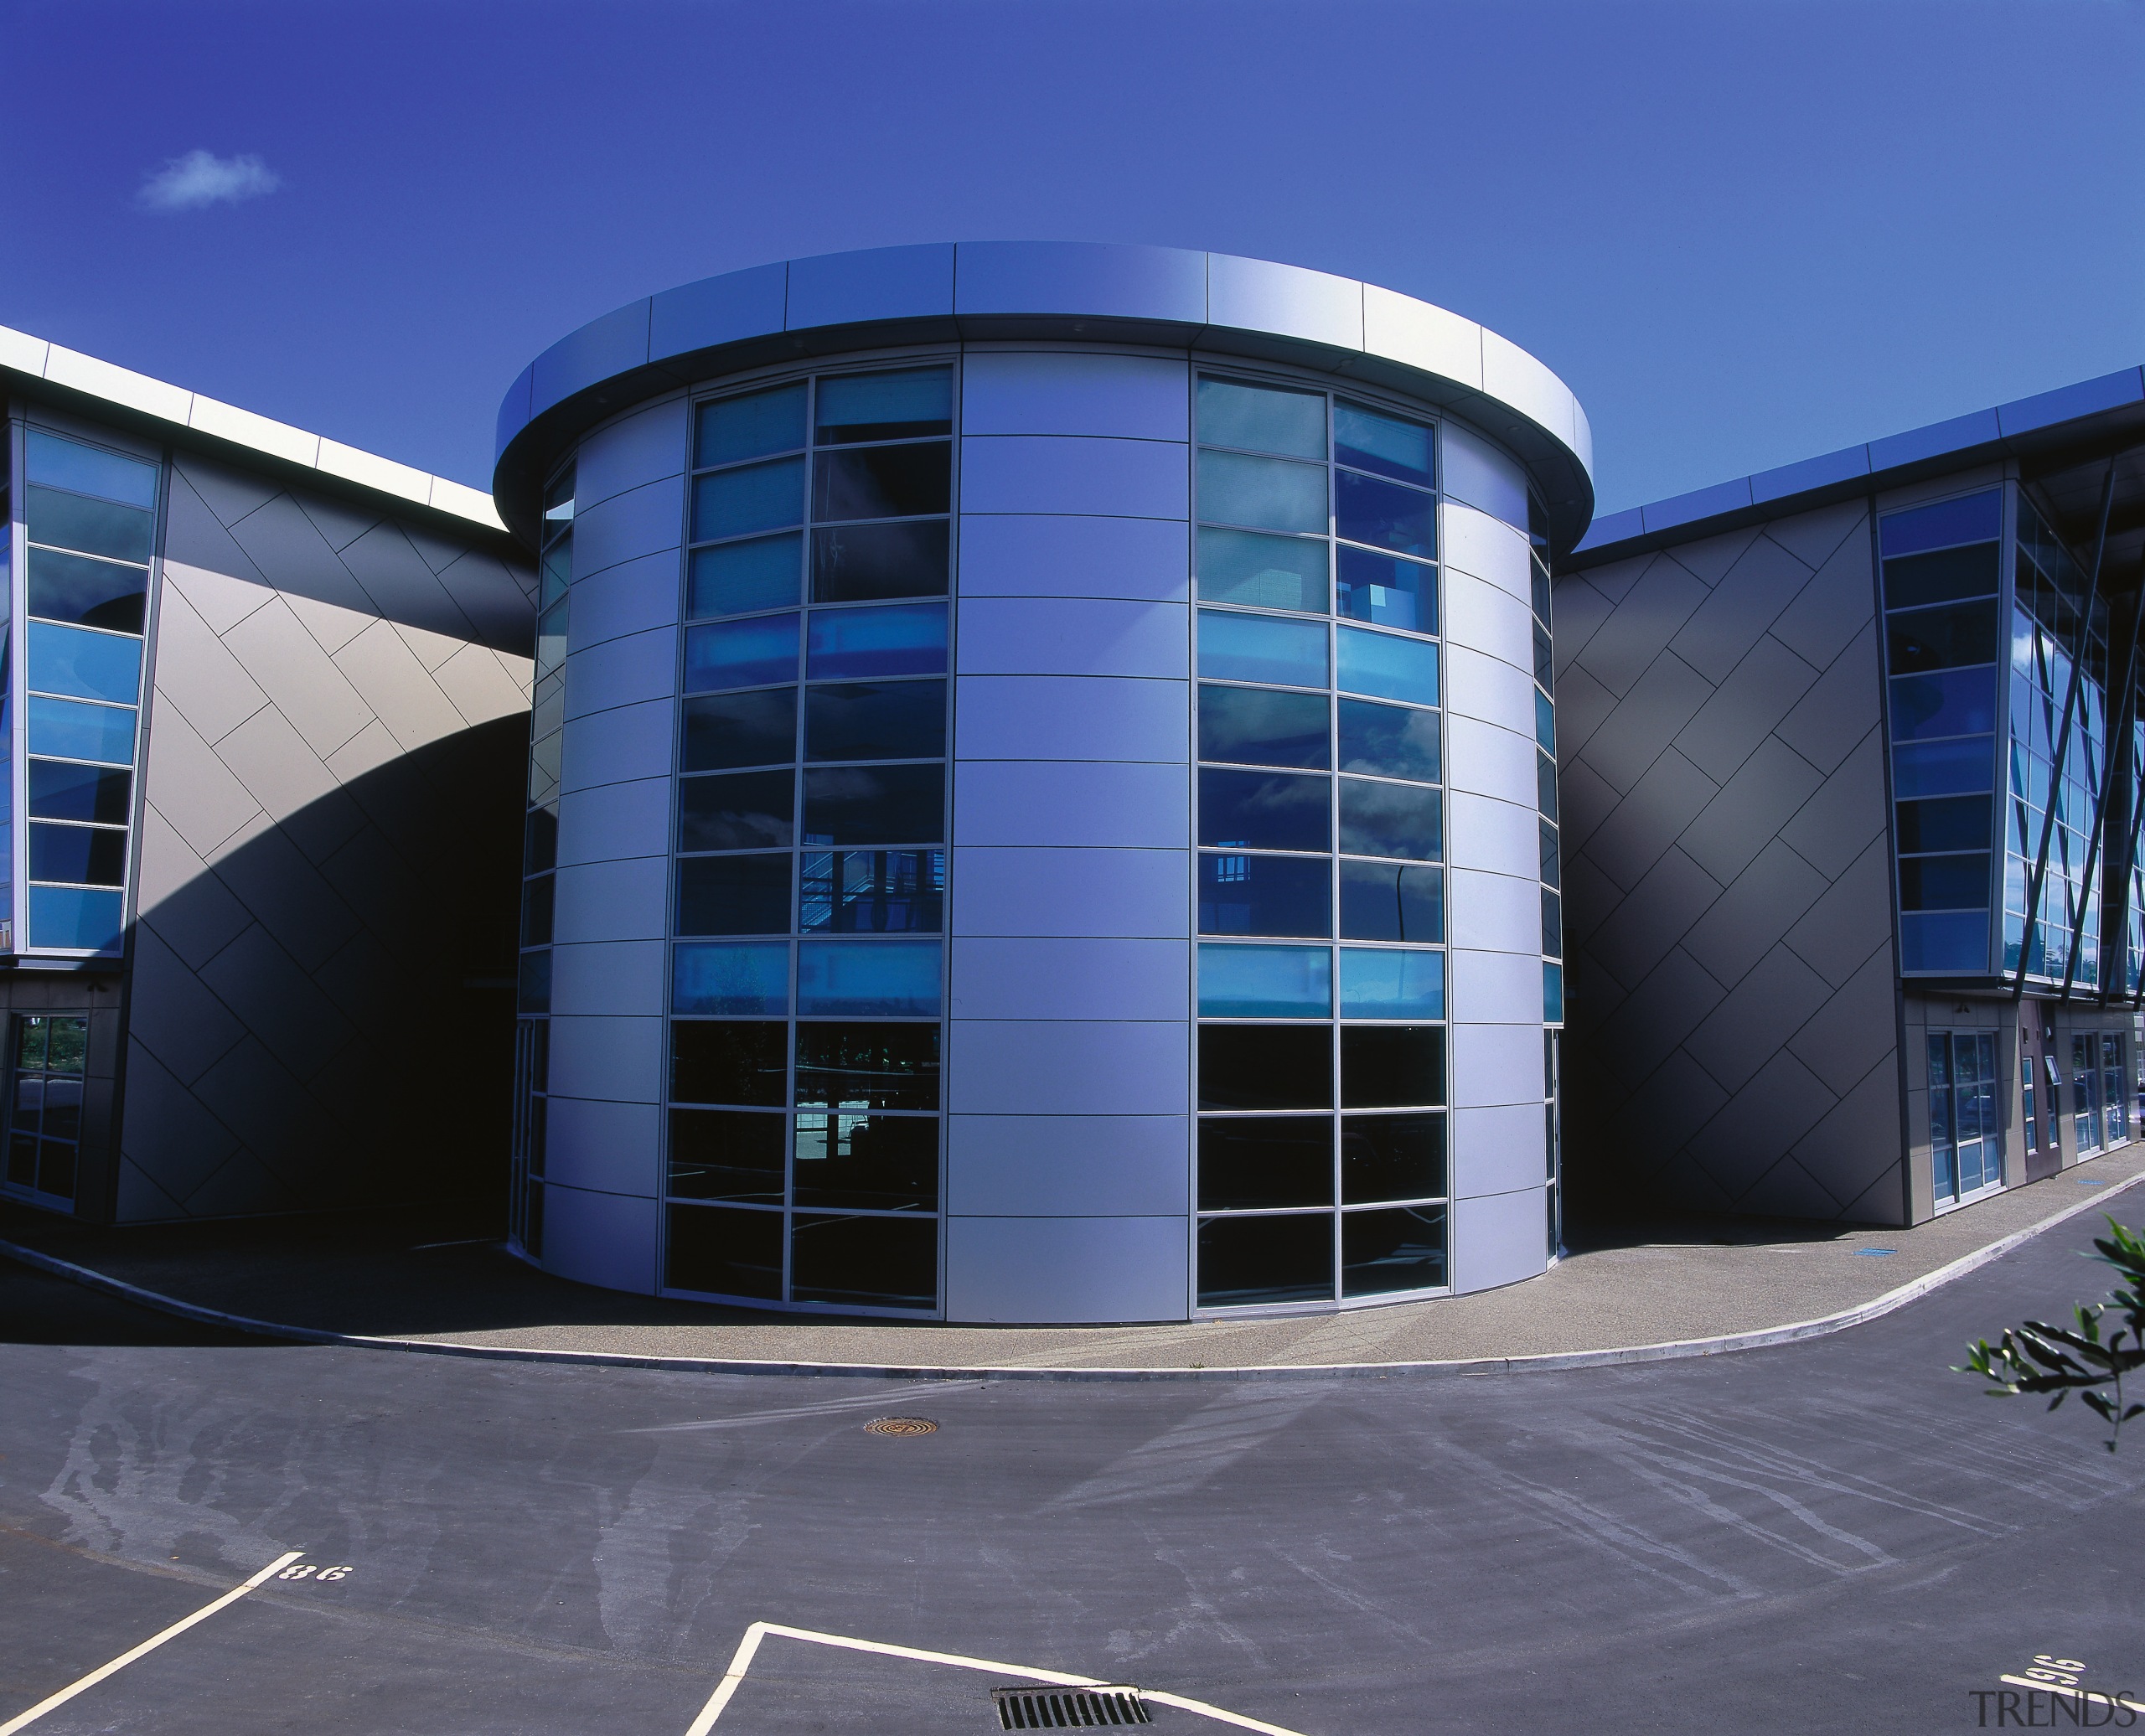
xmin=0 ymin=322 xmax=508 ymax=536
xmin=492 ymin=241 xmax=1594 ymax=555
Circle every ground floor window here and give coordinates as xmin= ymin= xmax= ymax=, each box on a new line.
xmin=2070 ymin=1031 xmax=2128 ymax=1156
xmin=510 ymin=1019 xmax=548 ymax=1258
xmin=1929 ymin=1031 xmax=1998 ymax=1205
xmin=3 ymin=1015 xmax=88 ymax=1207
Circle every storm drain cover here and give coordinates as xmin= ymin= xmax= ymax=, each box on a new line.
xmin=862 ymin=1416 xmax=938 ymax=1435
xmin=990 ymin=1687 xmax=1150 ymax=1728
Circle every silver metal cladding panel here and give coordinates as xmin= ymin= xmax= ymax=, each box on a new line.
xmin=954 ymin=598 xmax=1189 ymax=680
xmin=574 ymin=396 xmax=687 ymax=516
xmin=947 ymin=1020 xmax=1190 ymax=1117
xmin=945 ymin=1215 xmax=1191 ymax=1324
xmin=545 ymin=1013 xmax=664 ymax=1105
xmin=953 ymin=675 xmax=1188 ymax=763
xmin=958 ymin=513 xmax=1190 ymax=602
xmin=960 ymin=351 xmax=1189 ymax=441
xmin=542 ymin=1097 xmax=663 ymax=1196
xmin=1452 ymin=1187 xmax=1549 ymax=1294
xmin=948 ymin=938 xmax=1191 ymax=1022
xmin=959 ymin=434 xmax=1191 ymax=520
xmin=540 ymin=1181 xmax=660 ymax=1293
xmin=946 ymin=1114 xmax=1191 ymax=1216
xmin=1453 ymin=1103 xmax=1553 ymax=1200
xmin=951 ymin=845 xmax=1190 ymax=938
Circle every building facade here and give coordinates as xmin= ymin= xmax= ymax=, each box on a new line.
xmin=492 ymin=243 xmax=1593 ymax=1322
xmin=1555 ymin=371 xmax=2145 ymax=1225
xmin=0 ymin=330 xmax=535 ymax=1225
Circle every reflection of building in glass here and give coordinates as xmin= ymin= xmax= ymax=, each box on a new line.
xmin=1558 ymin=370 xmax=2145 ymax=1223
xmin=494 ymin=243 xmax=1589 ymax=1322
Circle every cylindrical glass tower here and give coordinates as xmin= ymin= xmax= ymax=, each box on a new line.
xmin=493 ymin=243 xmax=1593 ymax=1323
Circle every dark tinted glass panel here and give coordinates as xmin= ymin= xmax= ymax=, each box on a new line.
xmin=1198 ymin=685 xmax=1328 ymax=769
xmin=1341 ymin=1026 xmax=1444 ymax=1108
xmin=518 ymin=948 xmax=552 ymax=1013
xmin=1532 ymin=561 xmax=1551 ymax=626
xmin=1199 ymin=768 xmax=1330 ymax=852
xmin=1338 ymin=861 xmax=1442 ymax=943
xmin=1335 ymin=546 xmax=1434 ymax=633
xmin=28 ymin=760 xmax=130 ymax=825
xmin=667 ymin=1108 xmax=786 ymax=1202
xmin=1539 ymin=820 xmax=1560 ymax=889
xmin=525 ymin=804 xmax=559 ymax=873
xmin=520 ymin=874 xmax=554 ymax=947
xmin=1880 ymin=490 xmax=2002 ymax=558
xmin=809 ymin=602 xmax=947 ymax=679
xmin=685 ymin=614 xmax=799 ymax=692
xmin=1335 ymin=471 xmax=1435 ymax=558
xmin=814 ymin=445 xmax=951 ymax=521
xmin=1342 ymin=1206 xmax=1447 ymax=1296
xmin=802 ymin=764 xmax=943 ymax=845
xmin=1199 ymin=1024 xmax=1331 ymax=1110
xmin=814 ymin=368 xmax=954 ymax=445
xmin=1334 ymin=402 xmax=1434 ymax=487
xmin=1899 ymin=852 xmax=1991 ymax=911
xmin=664 ymin=1204 xmax=782 ymax=1299
xmin=690 ymin=534 xmax=801 ymax=617
xmin=6 ymin=1134 xmax=35 ymax=1186
xmin=1341 ymin=1113 xmax=1445 ymax=1203
xmin=45 ymin=1020 xmax=85 ymax=1074
xmin=1881 ymin=543 xmax=2000 ymax=609
xmin=1336 ymin=699 xmax=1438 ymax=783
xmin=1339 ymin=779 xmax=1441 ymax=860
xmin=26 ymin=549 xmax=147 ymax=633
xmin=1534 ymin=624 xmax=1554 ymax=693
xmin=15 ymin=1018 xmax=48 ymax=1070
xmin=1543 ymin=887 xmax=1563 ymax=956
xmin=1893 ymin=736 xmax=1993 ymax=798
xmin=680 ymin=769 xmax=795 ymax=852
xmin=39 ymin=1079 xmax=80 ymax=1143
xmin=1198 ymin=853 xmax=1330 ymax=937
xmin=1538 ymin=752 xmax=1558 ymax=819
xmin=790 ymin=1212 xmax=938 ymax=1309
xmin=1890 ymin=669 xmax=1995 ymax=741
xmin=28 ymin=824 xmax=125 ymax=886
xmin=1896 ymin=795 xmax=1992 ymax=854
xmin=696 ymin=382 xmax=808 ymax=468
xmin=793 ymin=1113 xmax=938 ymax=1211
xmin=807 ymin=681 xmax=945 ymax=762
xmin=800 ymin=850 xmax=944 ymax=933
xmin=693 ymin=457 xmax=805 ymax=540
xmin=1197 ymin=1213 xmax=1333 ymax=1307
xmin=812 ymin=521 xmax=950 ymax=602
xmin=1886 ymin=602 xmax=1998 ymax=674
xmin=671 ymin=1020 xmax=787 ymax=1106
xmin=683 ymin=689 xmax=797 ymax=772
xmin=1198 ymin=1117 xmax=1333 ymax=1210
xmin=24 ymin=486 xmax=153 ymax=563
xmin=36 ymin=1142 xmax=76 ymax=1200
xmin=677 ymin=854 xmax=791 ymax=934
xmin=794 ymin=1022 xmax=939 ymax=1110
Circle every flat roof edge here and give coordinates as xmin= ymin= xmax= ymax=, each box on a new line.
xmin=0 ymin=324 xmax=509 ymax=540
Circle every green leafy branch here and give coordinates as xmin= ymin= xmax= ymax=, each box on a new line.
xmin=1957 ymin=1217 xmax=2145 ymax=1452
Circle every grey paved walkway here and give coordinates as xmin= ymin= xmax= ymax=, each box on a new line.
xmin=5 ymin=1143 xmax=2142 ymax=1371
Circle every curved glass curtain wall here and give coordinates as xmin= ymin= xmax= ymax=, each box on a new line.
xmin=1530 ymin=499 xmax=1564 ymax=1260
xmin=663 ymin=364 xmax=953 ymax=1314
xmin=1192 ymin=373 xmax=1470 ymax=1309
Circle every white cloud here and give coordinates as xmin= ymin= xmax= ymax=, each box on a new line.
xmin=138 ymin=150 xmax=281 ymax=213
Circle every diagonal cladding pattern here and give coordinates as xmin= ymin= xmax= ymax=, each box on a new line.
xmin=115 ymin=453 xmax=536 ymax=1222
xmin=1553 ymin=499 xmax=1907 ymax=1224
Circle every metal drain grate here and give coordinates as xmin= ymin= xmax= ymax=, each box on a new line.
xmin=990 ymin=1687 xmax=1149 ymax=1728
xmin=862 ymin=1416 xmax=938 ymax=1436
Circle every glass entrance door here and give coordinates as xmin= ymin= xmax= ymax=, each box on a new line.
xmin=1930 ymin=1031 xmax=1999 ymax=1206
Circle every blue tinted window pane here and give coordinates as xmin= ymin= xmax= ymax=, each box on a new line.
xmin=800 ymin=850 xmax=944 ymax=933
xmin=1339 ymin=778 xmax=1441 ymax=861
xmin=1335 ymin=547 xmax=1434 ymax=633
xmin=1335 ymin=402 xmax=1434 ymax=487
xmin=518 ymin=949 xmax=551 ymax=1014
xmin=1198 ymin=943 xmax=1331 ymax=1016
xmin=1543 ymin=961 xmax=1564 ymax=1025
xmin=814 ymin=368 xmax=954 ymax=444
xmin=690 ymin=533 xmax=802 ymax=617
xmin=1336 ymin=627 xmax=1437 ymax=705
xmin=1535 ymin=690 xmax=1556 ymax=754
xmin=796 ymin=939 xmax=942 ymax=1015
xmin=692 ymin=456 xmax=805 ymax=541
xmin=1889 ymin=669 xmax=1995 ymax=741
xmin=696 ymin=383 xmax=808 ymax=468
xmin=26 ymin=431 xmax=158 ymax=507
xmin=1197 ymin=528 xmax=1326 ymax=612
xmin=28 ymin=886 xmax=121 ymax=951
xmin=1339 ymin=948 xmax=1444 ymax=1019
xmin=1198 ymin=685 xmax=1330 ymax=769
xmin=1337 ymin=699 xmax=1438 ymax=783
xmin=1900 ymin=911 xmax=1990 ymax=973
xmin=1893 ymin=736 xmax=1994 ymax=797
xmin=685 ymin=614 xmax=799 ymax=692
xmin=28 ymin=624 xmax=140 ymax=704
xmin=1880 ymin=489 xmax=2002 ymax=559
xmin=1899 ymin=852 xmax=1991 ymax=911
xmin=808 ymin=602 xmax=948 ymax=679
xmin=1197 ymin=450 xmax=1326 ymax=535
xmin=1197 ymin=377 xmax=1326 ymax=459
xmin=27 ymin=698 xmax=135 ymax=766
xmin=1341 ymin=1205 xmax=1447 ymax=1297
xmin=673 ymin=943 xmax=790 ymax=1015
xmin=1336 ymin=472 xmax=1436 ymax=559
xmin=1198 ymin=767 xmax=1330 ymax=852
xmin=25 ymin=487 xmax=153 ymax=565
xmin=1198 ymin=852 xmax=1331 ymax=937
xmin=1198 ymin=610 xmax=1328 ymax=688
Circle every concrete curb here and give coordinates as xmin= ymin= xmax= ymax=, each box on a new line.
xmin=5 ymin=1165 xmax=2139 ymax=1383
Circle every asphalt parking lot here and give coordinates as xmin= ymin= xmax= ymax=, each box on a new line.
xmin=2 ymin=1209 xmax=2140 ymax=1736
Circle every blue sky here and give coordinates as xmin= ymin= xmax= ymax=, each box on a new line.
xmin=9 ymin=0 xmax=2142 ymax=515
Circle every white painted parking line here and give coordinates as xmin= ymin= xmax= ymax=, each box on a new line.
xmin=683 ymin=1620 xmax=1315 ymax=1736
xmin=0 ymin=1550 xmax=303 ymax=1735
